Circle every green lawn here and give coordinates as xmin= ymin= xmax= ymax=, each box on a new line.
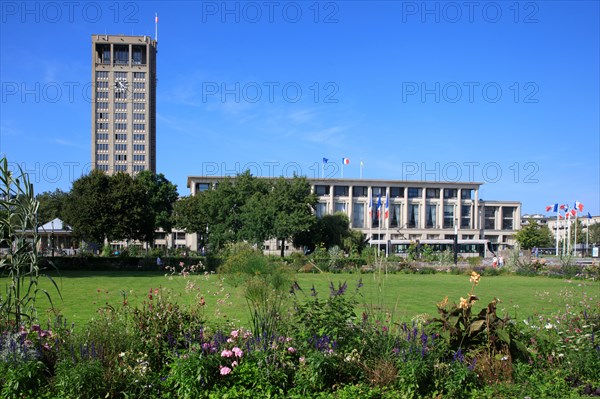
xmin=22 ymin=270 xmax=600 ymax=330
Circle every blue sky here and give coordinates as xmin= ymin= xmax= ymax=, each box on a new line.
xmin=1 ymin=1 xmax=598 ymax=216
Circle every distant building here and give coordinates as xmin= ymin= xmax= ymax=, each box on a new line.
xmin=187 ymin=176 xmax=522 ymax=257
xmin=91 ymin=34 xmax=157 ymax=175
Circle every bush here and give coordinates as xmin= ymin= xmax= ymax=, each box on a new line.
xmin=53 ymin=359 xmax=107 ymax=398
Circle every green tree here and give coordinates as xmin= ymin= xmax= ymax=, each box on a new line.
xmin=36 ymin=188 xmax=69 ymax=225
xmin=135 ymin=170 xmax=179 ymax=233
xmin=589 ymin=222 xmax=600 ymax=245
xmin=514 ymin=218 xmax=554 ymax=250
xmin=269 ymin=176 xmax=317 ymax=257
xmin=109 ymin=172 xmax=154 ymax=242
xmin=63 ymin=170 xmax=112 ymax=244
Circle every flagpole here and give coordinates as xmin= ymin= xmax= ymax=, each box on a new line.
xmin=555 ymin=207 xmax=559 ymax=256
xmin=341 ymin=162 xmax=344 ymax=178
xmin=574 ymin=211 xmax=578 ymax=257
xmin=360 ymin=161 xmax=363 ymax=179
xmin=567 ymin=213 xmax=571 ymax=255
xmin=586 ymin=216 xmax=590 ymax=257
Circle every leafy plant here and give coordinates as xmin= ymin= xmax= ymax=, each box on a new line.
xmin=427 ymin=272 xmax=529 ymax=363
xmin=0 ymin=157 xmax=61 ymax=329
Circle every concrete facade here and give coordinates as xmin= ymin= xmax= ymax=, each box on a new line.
xmin=91 ymin=34 xmax=157 ymax=175
xmin=187 ymin=176 xmax=522 ymax=257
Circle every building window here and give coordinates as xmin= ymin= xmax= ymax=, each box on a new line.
xmin=115 ymin=112 xmax=127 ymax=120
xmin=133 ymin=144 xmax=145 ymax=152
xmin=372 ymin=187 xmax=386 ymax=197
xmin=408 ymin=204 xmax=420 ymax=228
xmin=115 ymin=133 xmax=127 ymax=141
xmin=133 ymin=82 xmax=145 ymax=90
xmin=334 ymin=185 xmax=349 ymax=196
xmin=334 ymin=202 xmax=347 ymax=214
xmin=444 ymin=189 xmax=458 ymax=199
xmin=461 ymin=189 xmax=473 ymax=199
xmin=96 ymin=164 xmax=109 ymax=171
xmin=133 ymin=102 xmax=145 ymax=110
xmin=115 ymin=102 xmax=127 ymax=110
xmin=133 ymin=123 xmax=145 ymax=131
xmin=115 ymin=72 xmax=127 ymax=80
xmin=314 ymin=185 xmax=330 ymax=196
xmin=133 ymin=154 xmax=145 ymax=162
xmin=96 ymin=81 xmax=109 ymax=89
xmin=96 ymin=91 xmax=108 ymax=99
xmin=97 ymin=102 xmax=108 ymax=110
xmin=352 ymin=203 xmax=365 ymax=228
xmin=390 ymin=187 xmax=404 ymax=198
xmin=96 ymin=112 xmax=108 ymax=120
xmin=443 ymin=204 xmax=455 ymax=228
xmin=196 ymin=183 xmax=211 ymax=192
xmin=133 ymin=92 xmax=145 ymax=100
xmin=114 ymin=45 xmax=129 ymax=65
xmin=115 ymin=154 xmax=127 ymax=161
xmin=115 ymin=144 xmax=127 ymax=152
xmin=96 ymin=143 xmax=108 ymax=151
xmin=353 ymin=186 xmax=367 ymax=197
xmin=461 ymin=204 xmax=472 ymax=229
xmin=115 ymin=164 xmax=127 ymax=172
xmin=96 ymin=123 xmax=108 ymax=130
xmin=133 ymin=134 xmax=145 ymax=141
xmin=114 ymin=123 xmax=127 ymax=131
xmin=407 ymin=187 xmax=421 ymax=198
xmin=96 ymin=71 xmax=109 ymax=79
xmin=315 ymin=202 xmax=327 ymax=218
xmin=426 ymin=204 xmax=437 ymax=228
xmin=484 ymin=207 xmax=497 ymax=230
xmin=115 ymin=90 xmax=128 ymax=99
xmin=132 ymin=45 xmax=146 ymax=65
xmin=426 ymin=188 xmax=440 ymax=199
xmin=133 ymin=165 xmax=145 ymax=172
xmin=133 ymin=72 xmax=146 ymax=80
xmin=502 ymin=207 xmax=515 ymax=230
xmin=390 ymin=204 xmax=401 ymax=228
xmin=96 ymin=153 xmax=108 ymax=161
xmin=96 ymin=133 xmax=108 ymax=141
xmin=133 ymin=113 xmax=145 ymax=121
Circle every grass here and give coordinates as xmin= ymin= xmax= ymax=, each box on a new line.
xmin=21 ymin=269 xmax=600 ymax=331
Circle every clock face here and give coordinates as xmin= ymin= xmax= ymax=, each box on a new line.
xmin=114 ymin=80 xmax=128 ymax=91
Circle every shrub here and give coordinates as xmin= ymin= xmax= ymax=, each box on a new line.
xmin=53 ymin=359 xmax=107 ymax=398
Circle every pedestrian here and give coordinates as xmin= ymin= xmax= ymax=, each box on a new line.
xmin=498 ymin=255 xmax=504 ymax=267
xmin=492 ymin=256 xmax=498 ymax=268
xmin=156 ymin=256 xmax=162 ymax=267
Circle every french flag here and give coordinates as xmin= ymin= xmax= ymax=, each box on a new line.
xmin=574 ymin=201 xmax=584 ymax=212
xmin=342 ymin=158 xmax=350 ymax=165
xmin=376 ymin=194 xmax=381 ymax=219
xmin=384 ymin=191 xmax=389 ymax=219
xmin=570 ymin=209 xmax=577 ymax=217
xmin=546 ymin=203 xmax=558 ymax=212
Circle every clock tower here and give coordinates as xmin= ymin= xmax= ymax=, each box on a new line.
xmin=91 ymin=34 xmax=157 ymax=175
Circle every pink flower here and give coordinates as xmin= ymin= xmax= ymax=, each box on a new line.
xmin=219 ymin=366 xmax=232 ymax=375
xmin=231 ymin=361 xmax=238 ymax=368
xmin=230 ymin=330 xmax=239 ymax=339
xmin=232 ymin=347 xmax=243 ymax=358
xmin=287 ymin=347 xmax=296 ymax=354
xmin=221 ymin=349 xmax=233 ymax=358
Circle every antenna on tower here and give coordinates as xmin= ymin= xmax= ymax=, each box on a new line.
xmin=155 ymin=13 xmax=158 ymax=41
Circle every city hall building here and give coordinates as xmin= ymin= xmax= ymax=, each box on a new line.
xmin=91 ymin=34 xmax=157 ymax=175
xmin=187 ymin=176 xmax=521 ymax=257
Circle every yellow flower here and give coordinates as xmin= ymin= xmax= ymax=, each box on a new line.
xmin=459 ymin=297 xmax=469 ymax=309
xmin=469 ymin=271 xmax=481 ymax=285
xmin=437 ymin=296 xmax=449 ymax=309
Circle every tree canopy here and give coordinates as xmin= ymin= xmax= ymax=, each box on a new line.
xmin=63 ymin=170 xmax=178 ymax=245
xmin=514 ymin=218 xmax=554 ymax=250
